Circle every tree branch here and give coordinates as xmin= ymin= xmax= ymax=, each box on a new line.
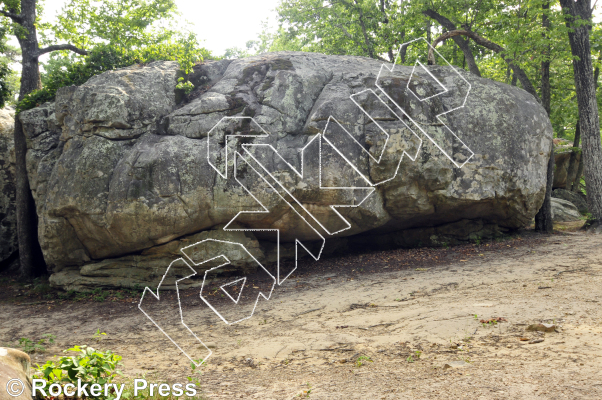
xmin=0 ymin=9 xmax=23 ymax=23
xmin=423 ymin=9 xmax=481 ymax=76
xmin=36 ymin=44 xmax=88 ymax=57
xmin=429 ymin=29 xmax=504 ymax=58
xmin=428 ymin=29 xmax=539 ymax=101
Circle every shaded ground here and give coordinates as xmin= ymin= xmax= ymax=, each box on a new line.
xmin=2 ymin=227 xmax=602 ymax=399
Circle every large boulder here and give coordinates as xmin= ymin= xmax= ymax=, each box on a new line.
xmin=0 ymin=108 xmax=17 ymax=267
xmin=19 ymin=54 xmax=553 ymax=290
xmin=552 ymin=188 xmax=588 ymax=215
xmin=551 ymin=197 xmax=582 ymax=222
xmin=553 ymin=139 xmax=582 ymax=189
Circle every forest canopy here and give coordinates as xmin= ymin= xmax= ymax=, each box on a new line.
xmin=0 ymin=0 xmax=211 ymax=110
xmin=0 ymin=0 xmax=600 ymax=140
xmin=251 ymin=0 xmax=601 ymax=144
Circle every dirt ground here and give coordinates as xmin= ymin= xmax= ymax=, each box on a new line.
xmin=1 ymin=227 xmax=602 ymax=399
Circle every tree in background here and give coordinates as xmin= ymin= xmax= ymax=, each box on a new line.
xmin=1 ymin=0 xmax=89 ymax=279
xmin=0 ymin=26 xmax=20 ymax=107
xmin=559 ymin=0 xmax=602 ymax=230
xmin=271 ymin=0 xmax=600 ymax=233
xmin=37 ymin=0 xmax=204 ymax=89
xmin=1 ymin=0 xmax=209 ymax=278
xmin=272 ymin=0 xmax=415 ymax=61
xmin=47 ymin=0 xmax=180 ymax=50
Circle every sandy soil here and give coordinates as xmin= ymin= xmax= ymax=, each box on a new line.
xmin=2 ymin=229 xmax=602 ymax=399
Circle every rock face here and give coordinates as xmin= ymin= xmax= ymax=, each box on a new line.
xmin=551 ymin=198 xmax=582 ymax=222
xmin=18 ymin=54 xmax=553 ymax=290
xmin=0 ymin=108 xmax=17 ymax=267
xmin=552 ymin=188 xmax=588 ymax=215
xmin=0 ymin=348 xmax=31 ymax=400
xmin=553 ymin=144 xmax=582 ymax=189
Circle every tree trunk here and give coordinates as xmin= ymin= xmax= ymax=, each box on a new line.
xmin=570 ymin=63 xmax=600 ymax=192
xmin=535 ymin=0 xmax=554 ymax=233
xmin=566 ymin=121 xmax=581 ymax=189
xmin=5 ymin=0 xmax=87 ymax=277
xmin=559 ymin=0 xmax=602 ymax=227
xmin=535 ymin=146 xmax=555 ymax=233
xmin=572 ymin=154 xmax=585 ymax=193
xmin=10 ymin=0 xmax=46 ymax=277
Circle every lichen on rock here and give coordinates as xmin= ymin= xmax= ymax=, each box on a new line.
xmin=17 ymin=53 xmax=553 ymax=290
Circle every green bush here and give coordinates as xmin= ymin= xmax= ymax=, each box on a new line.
xmin=35 ymin=345 xmax=122 ymax=397
xmin=17 ymin=39 xmax=211 ymax=113
xmin=19 ymin=334 xmax=55 ymax=354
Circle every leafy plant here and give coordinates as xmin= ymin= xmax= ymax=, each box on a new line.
xmin=579 ymin=177 xmax=587 ymax=196
xmin=17 ymin=39 xmax=210 ymax=113
xmin=355 ymin=355 xmax=373 ymax=367
xmin=406 ymin=350 xmax=422 ymax=363
xmin=35 ymin=345 xmax=122 ymax=394
xmin=92 ymin=288 xmax=108 ymax=302
xmin=186 ymin=359 xmax=205 ymax=387
xmin=92 ymin=329 xmax=107 ymax=342
xmin=57 ymin=290 xmax=75 ymax=300
xmin=75 ymin=291 xmax=89 ymax=301
xmin=19 ymin=334 xmax=55 ymax=354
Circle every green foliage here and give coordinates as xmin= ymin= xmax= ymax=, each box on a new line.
xmin=269 ymin=0 xmax=594 ymax=145
xmin=92 ymin=288 xmax=109 ymax=302
xmin=19 ymin=334 xmax=55 ymax=354
xmin=42 ymin=0 xmax=207 ymax=76
xmin=187 ymin=359 xmax=205 ymax=387
xmin=406 ymin=350 xmax=422 ymax=363
xmin=176 ymin=77 xmax=195 ymax=94
xmin=580 ymin=176 xmax=587 ymax=196
xmin=18 ymin=40 xmax=209 ymax=113
xmin=355 ymin=355 xmax=373 ymax=367
xmin=92 ymin=329 xmax=107 ymax=342
xmin=0 ymin=62 xmax=14 ymax=108
xmin=40 ymin=0 xmax=181 ymax=51
xmin=4 ymin=0 xmax=208 ymax=113
xmin=0 ymin=24 xmax=20 ymax=106
xmin=273 ymin=0 xmax=407 ymax=59
xmin=34 ymin=345 xmax=122 ymax=394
